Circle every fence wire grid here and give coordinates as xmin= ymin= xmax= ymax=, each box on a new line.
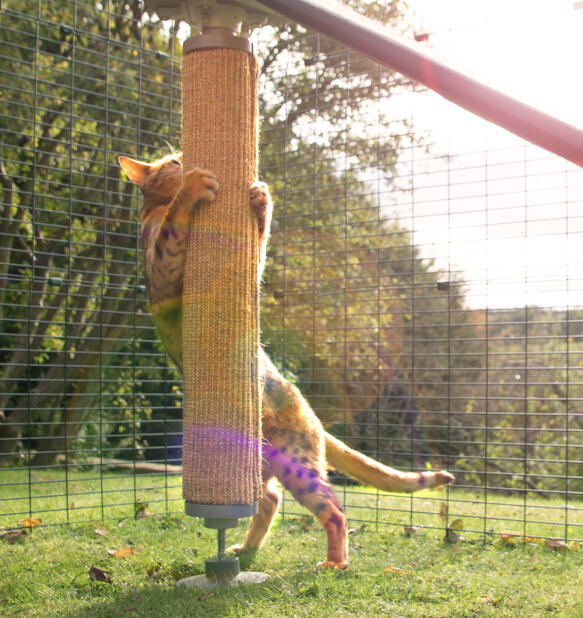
xmin=1 ymin=0 xmax=582 ymax=544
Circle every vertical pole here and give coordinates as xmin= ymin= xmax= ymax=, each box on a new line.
xmin=181 ymin=36 xmax=262 ymax=538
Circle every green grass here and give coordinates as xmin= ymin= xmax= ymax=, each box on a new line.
xmin=1 ymin=469 xmax=582 ymax=617
xmin=0 ymin=467 xmax=184 ymax=528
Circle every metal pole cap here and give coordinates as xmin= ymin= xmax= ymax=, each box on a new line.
xmin=143 ymin=0 xmax=285 ymax=33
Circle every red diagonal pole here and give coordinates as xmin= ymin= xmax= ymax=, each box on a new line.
xmin=258 ymin=0 xmax=583 ymax=168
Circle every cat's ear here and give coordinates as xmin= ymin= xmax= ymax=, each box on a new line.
xmin=118 ymin=156 xmax=151 ymax=188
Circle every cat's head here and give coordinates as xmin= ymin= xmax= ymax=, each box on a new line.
xmin=118 ymin=152 xmax=183 ymax=205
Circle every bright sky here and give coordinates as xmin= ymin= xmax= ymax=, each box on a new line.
xmin=391 ymin=0 xmax=583 ymax=309
xmin=410 ymin=0 xmax=583 ymax=122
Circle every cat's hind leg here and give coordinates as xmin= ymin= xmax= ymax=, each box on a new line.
xmin=294 ymin=474 xmax=348 ymax=570
xmin=235 ymin=475 xmax=281 ymax=554
xmin=268 ymin=438 xmax=348 ymax=570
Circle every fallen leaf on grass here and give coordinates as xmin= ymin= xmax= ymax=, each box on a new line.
xmin=500 ymin=531 xmax=525 ymax=544
xmin=384 ymin=566 xmax=408 ymax=577
xmin=108 ymin=547 xmax=135 ymax=558
xmin=500 ymin=531 xmax=542 ymax=545
xmin=445 ymin=518 xmax=464 ymax=543
xmin=545 ymin=538 xmax=568 ymax=551
xmin=0 ymin=529 xmax=28 ymax=543
xmin=18 ymin=518 xmax=41 ymax=528
xmin=89 ymin=566 xmax=113 ymax=584
xmin=439 ymin=502 xmax=448 ymax=520
xmin=94 ymin=528 xmax=108 ymax=537
xmin=403 ymin=525 xmax=426 ymax=537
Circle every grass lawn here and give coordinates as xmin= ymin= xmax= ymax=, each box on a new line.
xmin=1 ymin=468 xmax=582 ymax=617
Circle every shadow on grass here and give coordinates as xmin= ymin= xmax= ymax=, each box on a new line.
xmin=57 ymin=567 xmax=348 ymax=618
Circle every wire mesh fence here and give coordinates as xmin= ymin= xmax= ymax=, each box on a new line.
xmin=1 ymin=1 xmax=582 ymax=543
xmin=1 ymin=0 xmax=184 ymax=526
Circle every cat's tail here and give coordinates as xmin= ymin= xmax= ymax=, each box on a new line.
xmin=324 ymin=432 xmax=454 ymax=492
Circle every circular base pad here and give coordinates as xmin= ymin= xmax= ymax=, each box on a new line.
xmin=205 ymin=555 xmax=239 ymax=581
xmin=177 ymin=572 xmax=269 ymax=589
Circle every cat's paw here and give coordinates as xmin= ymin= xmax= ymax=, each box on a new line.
xmin=250 ymin=182 xmax=272 ymax=232
xmin=228 ymin=544 xmax=257 ymax=556
xmin=434 ymin=470 xmax=455 ymax=487
xmin=316 ymin=560 xmax=349 ymax=570
xmin=419 ymin=470 xmax=455 ymax=488
xmin=228 ymin=545 xmax=257 ymax=569
xmin=183 ymin=168 xmax=218 ymax=204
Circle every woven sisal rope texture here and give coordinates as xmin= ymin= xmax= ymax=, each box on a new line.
xmin=181 ymin=48 xmax=262 ymax=506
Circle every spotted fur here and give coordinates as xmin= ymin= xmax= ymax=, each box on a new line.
xmin=119 ymin=153 xmax=455 ymax=569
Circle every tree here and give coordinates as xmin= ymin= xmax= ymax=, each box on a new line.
xmin=256 ymin=9 xmax=486 ymax=470
xmin=0 ymin=0 xmax=182 ymax=465
xmin=1 ymin=0 xmax=485 ymax=472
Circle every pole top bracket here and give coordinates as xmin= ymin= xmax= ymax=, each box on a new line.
xmin=143 ymin=0 xmax=285 ymax=36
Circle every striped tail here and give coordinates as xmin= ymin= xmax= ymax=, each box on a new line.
xmin=324 ymin=432 xmax=454 ymax=493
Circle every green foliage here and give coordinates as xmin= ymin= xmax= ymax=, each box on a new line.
xmin=454 ymin=308 xmax=583 ymax=495
xmin=0 ymin=0 xmax=182 ymax=465
xmin=254 ymin=9 xmax=482 ymax=471
xmin=2 ymin=0 xmax=433 ymax=469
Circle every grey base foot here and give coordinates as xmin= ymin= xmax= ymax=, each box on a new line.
xmin=177 ymin=571 xmax=269 ymax=589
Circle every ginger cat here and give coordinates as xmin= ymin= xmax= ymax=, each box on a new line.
xmin=119 ymin=153 xmax=454 ymax=569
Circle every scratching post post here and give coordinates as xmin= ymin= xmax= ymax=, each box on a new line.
xmin=144 ymin=0 xmax=282 ymax=587
xmin=181 ymin=41 xmax=261 ymax=584
xmin=181 ymin=46 xmax=260 ymax=516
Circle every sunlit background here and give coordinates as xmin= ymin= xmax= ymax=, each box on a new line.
xmin=1 ymin=0 xmax=582 ymax=541
xmin=398 ymin=0 xmax=583 ymax=308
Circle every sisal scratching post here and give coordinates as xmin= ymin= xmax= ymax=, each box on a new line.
xmin=144 ymin=0 xmax=283 ymax=587
xmin=181 ymin=36 xmax=262 ymax=586
xmin=181 ymin=47 xmax=261 ymax=516
xmin=181 ymin=42 xmax=264 ymax=585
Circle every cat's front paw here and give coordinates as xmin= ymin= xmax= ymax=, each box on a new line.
xmin=228 ymin=544 xmax=257 ymax=569
xmin=183 ymin=168 xmax=219 ymax=204
xmin=250 ymin=182 xmax=272 ymax=233
xmin=316 ymin=560 xmax=349 ymax=570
